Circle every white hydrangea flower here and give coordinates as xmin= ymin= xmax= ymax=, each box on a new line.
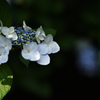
xmin=37 ymin=34 xmax=60 ymax=65
xmin=0 ymin=46 xmax=8 ymax=65
xmin=37 ymin=43 xmax=50 ymax=65
xmin=2 ymin=26 xmax=18 ymax=40
xmin=43 ymin=34 xmax=60 ymax=54
xmin=21 ymin=42 xmax=40 ymax=61
xmin=23 ymin=21 xmax=32 ymax=31
xmin=35 ymin=26 xmax=46 ymax=43
xmin=0 ymin=35 xmax=12 ymax=54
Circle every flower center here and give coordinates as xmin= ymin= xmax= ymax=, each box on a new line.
xmin=12 ymin=27 xmax=36 ymax=45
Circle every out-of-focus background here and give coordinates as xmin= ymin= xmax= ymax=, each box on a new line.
xmin=2 ymin=0 xmax=100 ymax=99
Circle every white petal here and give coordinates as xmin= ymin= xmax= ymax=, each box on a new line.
xmin=36 ymin=27 xmax=41 ymax=37
xmin=23 ymin=42 xmax=38 ymax=51
xmin=2 ymin=27 xmax=9 ymax=35
xmin=5 ymin=38 xmax=12 ymax=50
xmin=39 ymin=36 xmax=45 ymax=40
xmin=0 ymin=35 xmax=5 ymax=45
xmin=21 ymin=50 xmax=31 ymax=60
xmin=39 ymin=26 xmax=43 ymax=30
xmin=23 ymin=21 xmax=31 ymax=31
xmin=50 ymin=41 xmax=60 ymax=53
xmin=36 ymin=31 xmax=40 ymax=38
xmin=36 ymin=26 xmax=46 ymax=37
xmin=5 ymin=50 xmax=10 ymax=55
xmin=5 ymin=31 xmax=17 ymax=40
xmin=0 ymin=35 xmax=12 ymax=51
xmin=23 ymin=21 xmax=26 ymax=28
xmin=6 ymin=35 xmax=13 ymax=39
xmin=39 ymin=26 xmax=46 ymax=37
xmin=38 ymin=43 xmax=48 ymax=54
xmin=12 ymin=32 xmax=18 ymax=40
xmin=36 ymin=38 xmax=40 ymax=44
xmin=0 ymin=54 xmax=8 ymax=63
xmin=9 ymin=27 xmax=14 ymax=33
xmin=0 ymin=36 xmax=12 ymax=50
xmin=47 ymin=47 xmax=52 ymax=54
xmin=30 ymin=51 xmax=40 ymax=61
xmin=0 ymin=47 xmax=8 ymax=64
xmin=29 ymin=42 xmax=38 ymax=51
xmin=26 ymin=26 xmax=32 ymax=30
xmin=44 ymin=34 xmax=53 ymax=44
xmin=37 ymin=54 xmax=50 ymax=65
xmin=0 ymin=47 xmax=6 ymax=54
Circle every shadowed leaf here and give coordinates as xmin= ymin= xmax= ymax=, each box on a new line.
xmin=0 ymin=64 xmax=13 ymax=100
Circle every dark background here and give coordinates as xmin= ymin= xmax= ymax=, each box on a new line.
xmin=2 ymin=0 xmax=100 ymax=99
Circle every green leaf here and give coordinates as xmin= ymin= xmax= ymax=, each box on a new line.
xmin=0 ymin=0 xmax=12 ymax=26
xmin=19 ymin=54 xmax=29 ymax=67
xmin=43 ymin=28 xmax=56 ymax=36
xmin=0 ymin=64 xmax=13 ymax=100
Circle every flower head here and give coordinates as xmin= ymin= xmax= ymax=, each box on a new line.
xmin=2 ymin=27 xmax=18 ymax=40
xmin=13 ymin=27 xmax=35 ymax=45
xmin=21 ymin=42 xmax=40 ymax=61
xmin=36 ymin=34 xmax=60 ymax=65
xmin=0 ymin=20 xmax=60 ymax=66
xmin=43 ymin=34 xmax=60 ymax=54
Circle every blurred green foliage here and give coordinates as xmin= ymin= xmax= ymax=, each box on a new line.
xmin=0 ymin=0 xmax=12 ymax=26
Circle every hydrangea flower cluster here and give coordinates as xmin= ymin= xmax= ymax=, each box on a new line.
xmin=0 ymin=21 xmax=60 ymax=65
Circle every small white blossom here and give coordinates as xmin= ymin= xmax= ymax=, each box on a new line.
xmin=0 ymin=47 xmax=8 ymax=65
xmin=21 ymin=42 xmax=40 ymax=61
xmin=35 ymin=26 xmax=46 ymax=43
xmin=36 ymin=34 xmax=60 ymax=65
xmin=23 ymin=21 xmax=32 ymax=31
xmin=2 ymin=26 xmax=18 ymax=40
xmin=0 ymin=35 xmax=12 ymax=54
xmin=43 ymin=34 xmax=60 ymax=54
